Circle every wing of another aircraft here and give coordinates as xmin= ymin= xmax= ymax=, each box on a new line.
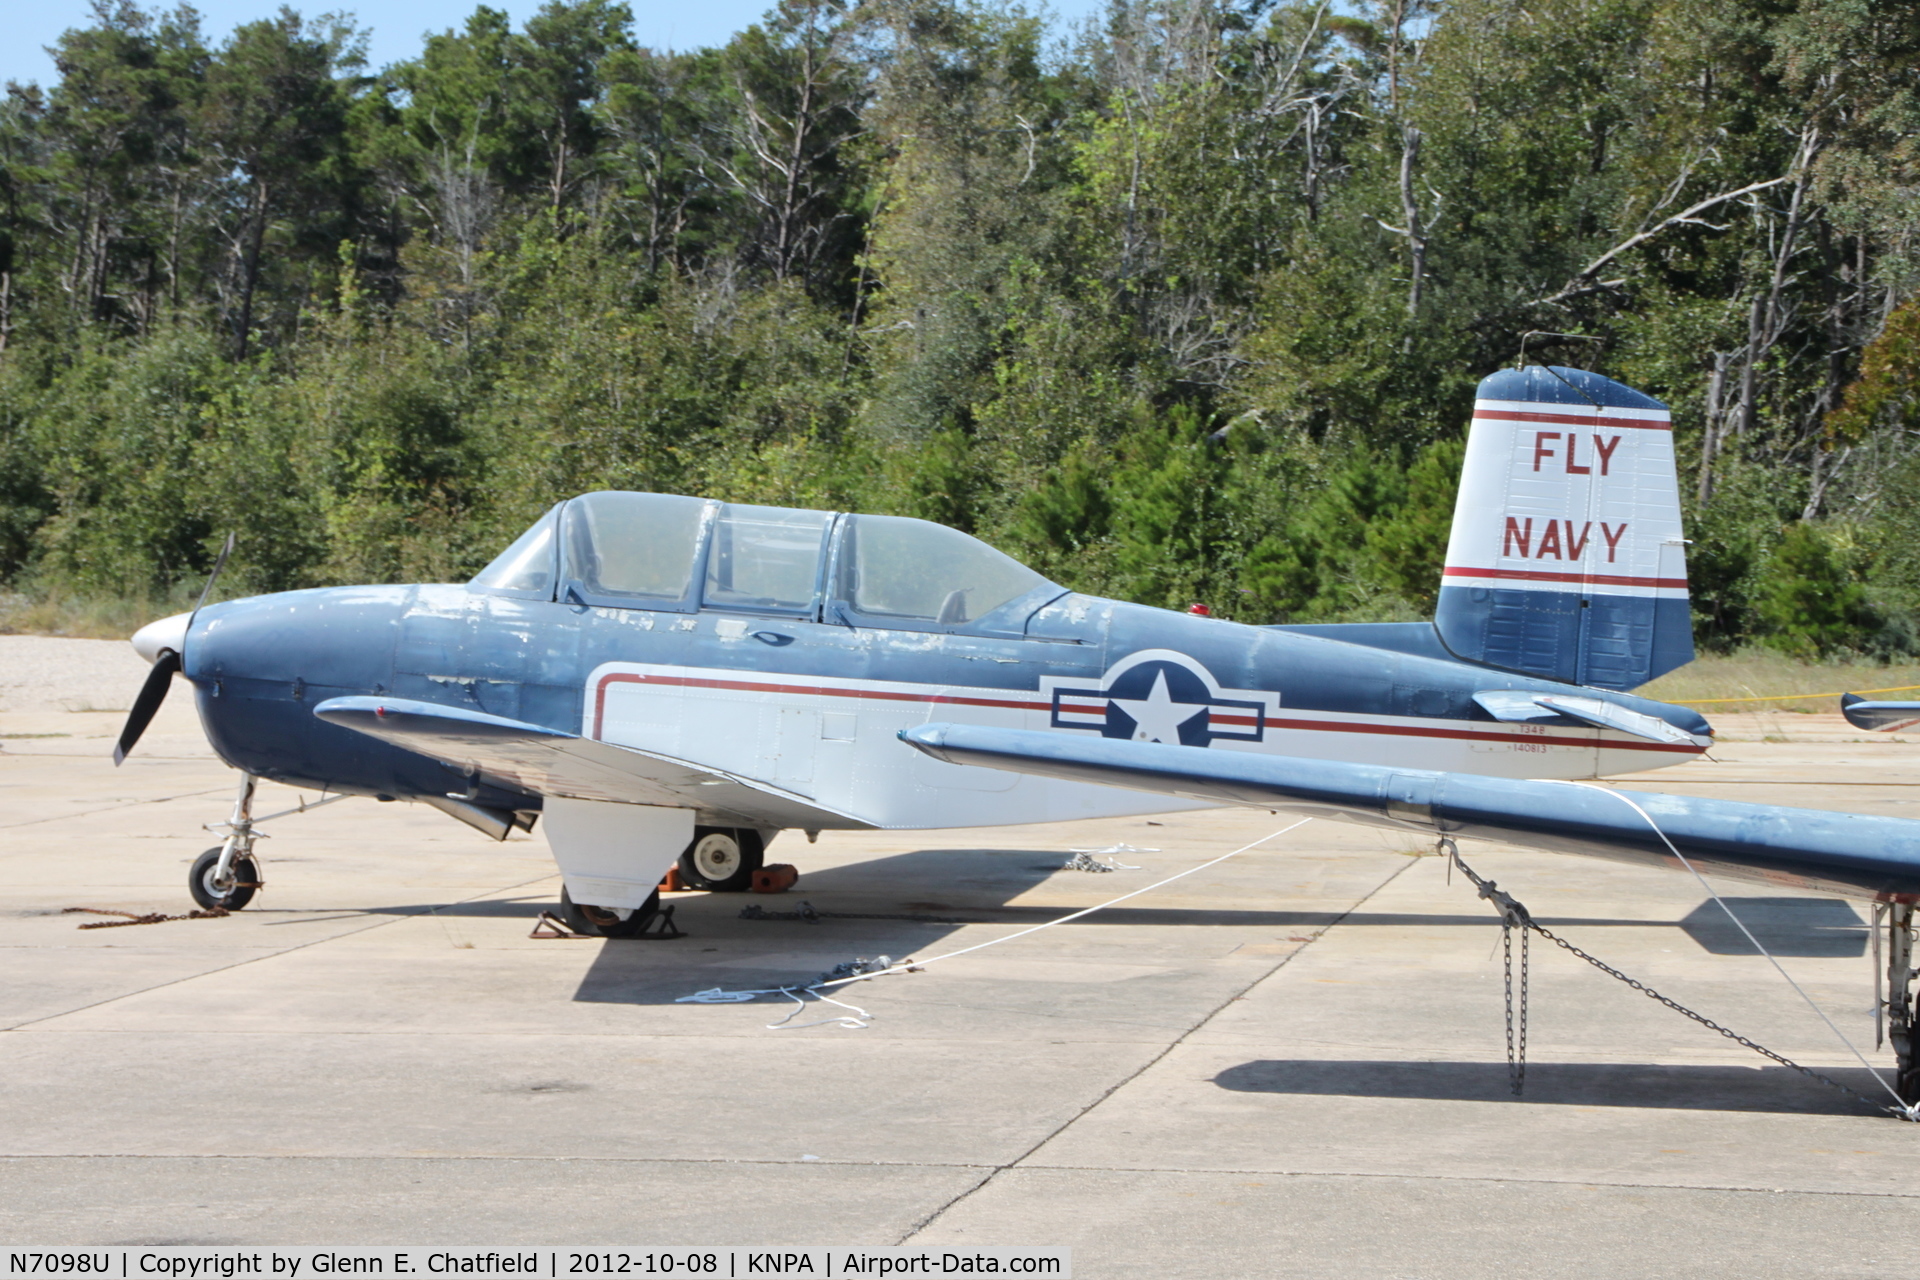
xmin=899 ymin=722 xmax=1920 ymax=901
xmin=1842 ymin=693 xmax=1920 ymax=733
xmin=313 ymin=696 xmax=868 ymax=831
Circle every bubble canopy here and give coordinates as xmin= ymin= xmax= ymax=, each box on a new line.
xmin=469 ymin=492 xmax=1060 ymax=631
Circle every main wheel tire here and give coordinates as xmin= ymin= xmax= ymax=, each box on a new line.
xmin=559 ymin=886 xmax=662 ymax=939
xmin=1899 ymin=1053 xmax=1920 ymax=1109
xmin=188 ymin=846 xmax=259 ymax=910
xmin=676 ymin=827 xmax=764 ymax=892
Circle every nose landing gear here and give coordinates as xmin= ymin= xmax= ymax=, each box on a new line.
xmin=188 ymin=773 xmax=264 ymax=910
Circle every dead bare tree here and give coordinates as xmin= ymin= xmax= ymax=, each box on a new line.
xmin=424 ymin=124 xmax=498 ymax=348
xmin=1524 ymin=173 xmax=1794 ymax=313
xmin=1730 ymin=125 xmax=1824 ymax=441
xmin=701 ymin=0 xmax=865 ymax=283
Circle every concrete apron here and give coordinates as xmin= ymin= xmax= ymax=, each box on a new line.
xmin=3 ymin=636 xmax=1919 ymax=1276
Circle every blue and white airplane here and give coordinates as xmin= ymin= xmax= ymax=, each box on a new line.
xmin=112 ymin=365 xmax=1920 ymax=1098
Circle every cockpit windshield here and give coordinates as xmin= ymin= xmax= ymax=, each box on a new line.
xmin=562 ymin=491 xmax=709 ymax=604
xmin=839 ymin=515 xmax=1048 ymax=626
xmin=470 ymin=507 xmax=558 ymax=595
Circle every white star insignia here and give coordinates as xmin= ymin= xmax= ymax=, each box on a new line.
xmin=1108 ymin=670 xmax=1205 ymax=744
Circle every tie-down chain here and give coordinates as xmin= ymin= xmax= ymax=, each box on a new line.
xmin=1439 ymin=837 xmax=1909 ymax=1118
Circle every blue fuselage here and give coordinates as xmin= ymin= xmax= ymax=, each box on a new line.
xmin=184 ymin=583 xmax=1711 ymax=817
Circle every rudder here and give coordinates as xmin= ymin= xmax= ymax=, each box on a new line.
xmin=1434 ymin=366 xmax=1692 ymax=691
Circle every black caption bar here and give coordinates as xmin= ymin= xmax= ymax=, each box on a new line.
xmin=4 ymin=1250 xmax=1069 ymax=1280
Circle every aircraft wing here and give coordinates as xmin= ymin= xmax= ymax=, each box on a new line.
xmin=899 ymin=722 xmax=1920 ymax=900
xmin=314 ymin=696 xmax=867 ymax=830
xmin=1842 ymin=693 xmax=1920 ymax=733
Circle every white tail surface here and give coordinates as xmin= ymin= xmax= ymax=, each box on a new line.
xmin=1435 ymin=365 xmax=1692 ymax=691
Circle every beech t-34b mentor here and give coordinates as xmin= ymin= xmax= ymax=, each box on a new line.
xmin=111 ymin=365 xmax=1920 ymax=1098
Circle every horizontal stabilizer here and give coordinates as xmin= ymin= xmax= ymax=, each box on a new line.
xmin=1472 ymin=690 xmax=1711 ymax=747
xmin=1471 ymin=690 xmax=1567 ymax=724
xmin=1530 ymin=694 xmax=1710 ymax=747
xmin=900 ymin=722 xmax=1920 ymax=900
xmin=1841 ymin=693 xmax=1920 ymax=733
xmin=314 ymin=696 xmax=865 ymax=830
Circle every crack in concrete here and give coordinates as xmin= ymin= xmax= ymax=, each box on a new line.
xmin=893 ymin=843 xmax=1424 ymax=1244
xmin=0 ymin=875 xmax=559 ymax=1033
xmin=0 ymin=787 xmax=232 ymax=831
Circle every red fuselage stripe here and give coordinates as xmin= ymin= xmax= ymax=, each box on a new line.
xmin=591 ymin=672 xmax=1697 ymax=754
xmin=1442 ymin=566 xmax=1690 ymax=589
xmin=1266 ymin=714 xmax=1694 ymax=752
xmin=1472 ymin=409 xmax=1671 ymax=431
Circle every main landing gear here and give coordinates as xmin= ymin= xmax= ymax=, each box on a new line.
xmin=1881 ymin=904 xmax=1920 ymax=1105
xmin=558 ymin=887 xmax=686 ymax=939
xmin=676 ymin=826 xmax=765 ymax=892
xmin=558 ymin=827 xmax=765 ymax=938
xmin=188 ymin=773 xmax=264 ymax=910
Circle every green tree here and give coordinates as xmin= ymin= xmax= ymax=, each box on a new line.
xmin=1755 ymin=522 xmax=1874 ymax=657
xmin=198 ymin=7 xmax=367 ymax=357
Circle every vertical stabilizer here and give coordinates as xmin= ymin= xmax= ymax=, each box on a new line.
xmin=1435 ymin=366 xmax=1692 ymax=690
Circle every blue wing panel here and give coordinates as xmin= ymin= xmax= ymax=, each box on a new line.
xmin=314 ymin=695 xmax=867 ymax=830
xmin=900 ymin=722 xmax=1920 ymax=900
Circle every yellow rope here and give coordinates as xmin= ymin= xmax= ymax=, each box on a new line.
xmin=1677 ymin=683 xmax=1920 ymax=706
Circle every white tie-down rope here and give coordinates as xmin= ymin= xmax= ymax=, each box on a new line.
xmin=1558 ymin=780 xmax=1917 ymax=1118
xmin=677 ymin=817 xmax=1316 ymax=1029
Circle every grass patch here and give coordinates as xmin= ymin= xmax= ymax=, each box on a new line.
xmin=0 ymin=585 xmax=199 ymax=641
xmin=1639 ymin=650 xmax=1920 ymax=713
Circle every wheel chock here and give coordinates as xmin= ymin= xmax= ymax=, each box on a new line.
xmin=529 ymin=907 xmax=684 ymax=940
xmin=528 ymin=911 xmax=591 ymax=939
xmin=636 ymin=904 xmax=686 ymax=939
xmin=751 ymin=864 xmax=799 ymax=894
xmin=659 ymin=865 xmax=685 ymax=893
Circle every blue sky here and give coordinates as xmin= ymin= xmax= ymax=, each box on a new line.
xmin=3 ymin=0 xmax=1103 ymax=88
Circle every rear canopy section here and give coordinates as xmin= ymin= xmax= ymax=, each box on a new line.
xmin=1435 ymin=366 xmax=1692 ymax=691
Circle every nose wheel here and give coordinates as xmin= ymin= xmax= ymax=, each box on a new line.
xmin=189 ymin=846 xmax=260 ymax=910
xmin=189 ymin=772 xmax=265 ymax=911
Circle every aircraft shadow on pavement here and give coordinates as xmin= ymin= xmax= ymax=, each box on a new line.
xmin=1213 ymin=1059 xmax=1891 ymax=1116
xmin=572 ymin=847 xmax=1069 ymax=1005
xmin=561 ymin=848 xmax=1695 ymax=1006
xmin=1678 ymin=896 xmax=1867 ymax=957
xmin=299 ymin=885 xmax=1865 ymax=963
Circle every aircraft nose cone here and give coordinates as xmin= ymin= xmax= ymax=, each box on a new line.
xmin=131 ymin=612 xmax=191 ymax=663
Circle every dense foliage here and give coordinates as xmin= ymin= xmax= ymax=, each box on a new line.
xmin=3 ymin=0 xmax=1919 ymax=657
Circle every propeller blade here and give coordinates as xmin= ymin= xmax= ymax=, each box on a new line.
xmin=114 ymin=649 xmax=182 ymax=766
xmin=192 ymin=532 xmax=236 ymax=620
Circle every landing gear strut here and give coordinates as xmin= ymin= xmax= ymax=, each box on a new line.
xmin=1882 ymin=904 xmax=1920 ymax=1104
xmin=189 ymin=773 xmax=264 ymax=910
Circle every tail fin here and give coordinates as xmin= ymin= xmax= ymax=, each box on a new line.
xmin=1435 ymin=366 xmax=1692 ymax=691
